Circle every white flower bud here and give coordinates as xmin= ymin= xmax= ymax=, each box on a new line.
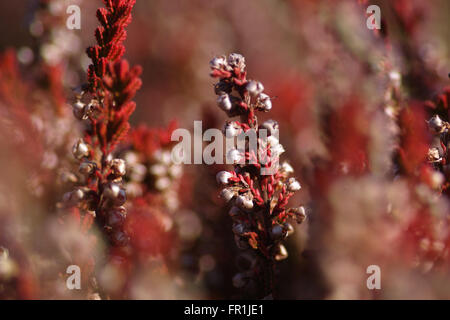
xmin=260 ymin=120 xmax=279 ymax=136
xmin=281 ymin=162 xmax=294 ymax=174
xmin=284 ymin=222 xmax=294 ymax=236
xmin=271 ymin=142 xmax=285 ymax=157
xmin=227 ymin=53 xmax=246 ymax=70
xmin=227 ymin=149 xmax=243 ymax=164
xmin=63 ymin=188 xmax=85 ymax=205
xmin=59 ymin=171 xmax=78 ymax=184
xmin=275 ymin=244 xmax=288 ymax=261
xmin=103 ymin=183 xmax=126 ymax=206
xmin=124 ymin=151 xmax=139 ymax=165
xmin=149 ymin=163 xmax=167 ymax=176
xmin=290 ymin=206 xmax=307 ymax=223
xmin=287 ymin=178 xmax=301 ymax=192
xmin=216 ymin=171 xmax=233 ymax=185
xmin=209 ymin=56 xmax=227 ymax=70
xmin=168 ymin=164 xmax=182 ymax=178
xmin=220 ymin=188 xmax=235 ymax=202
xmin=217 ymin=93 xmax=233 ymax=111
xmin=223 ymin=121 xmax=241 ymax=137
xmin=427 ymin=115 xmax=444 ymax=134
xmin=79 ymin=160 xmax=97 ymax=176
xmin=125 ymin=182 xmax=143 ymax=198
xmin=73 ymin=101 xmax=87 ymax=120
xmin=430 ymin=171 xmax=445 ymax=189
xmin=427 ymin=147 xmax=441 ymax=162
xmin=129 ymin=163 xmax=147 ymax=182
xmin=236 ymin=194 xmax=254 ymax=210
xmin=72 ymin=139 xmax=89 ymax=160
xmin=258 ymin=93 xmax=272 ymax=111
xmin=110 ymin=158 xmax=126 ymax=177
xmin=246 ymin=81 xmax=264 ymax=96
xmin=155 ymin=177 xmax=171 ymax=191
xmin=160 ymin=151 xmax=172 ymax=166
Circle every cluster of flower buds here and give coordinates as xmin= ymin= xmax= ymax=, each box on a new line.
xmin=27 ymin=0 xmax=84 ymax=77
xmin=64 ymin=136 xmax=130 ymax=246
xmin=118 ymin=123 xmax=182 ymax=212
xmin=210 ymin=54 xmax=272 ymax=122
xmin=425 ymin=87 xmax=450 ymax=192
xmin=121 ymin=147 xmax=182 ymax=211
xmin=210 ymin=53 xmax=306 ymax=298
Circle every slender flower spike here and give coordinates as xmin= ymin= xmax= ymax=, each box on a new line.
xmin=209 ymin=53 xmax=306 ymax=298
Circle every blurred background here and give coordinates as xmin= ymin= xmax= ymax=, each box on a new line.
xmin=0 ymin=0 xmax=449 ymax=299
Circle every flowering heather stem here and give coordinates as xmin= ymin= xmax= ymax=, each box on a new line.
xmin=210 ymin=53 xmax=306 ymax=298
xmin=65 ymin=0 xmax=141 ymax=247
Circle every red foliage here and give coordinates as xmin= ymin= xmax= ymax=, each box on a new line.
xmin=87 ymin=0 xmax=137 ymax=92
xmin=398 ymin=102 xmax=430 ymax=177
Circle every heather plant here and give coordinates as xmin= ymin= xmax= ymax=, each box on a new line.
xmin=65 ymin=0 xmax=141 ymax=247
xmin=0 ymin=0 xmax=449 ymax=301
xmin=209 ymin=53 xmax=306 ymax=298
